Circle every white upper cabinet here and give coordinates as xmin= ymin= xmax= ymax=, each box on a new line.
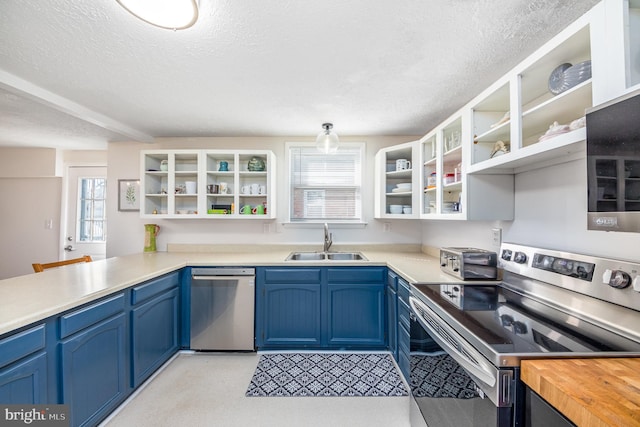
xmin=468 ymin=9 xmax=595 ymax=175
xmin=419 ymin=115 xmax=514 ymax=221
xmin=375 ymin=0 xmax=638 ymax=220
xmin=420 ymin=116 xmax=464 ymax=218
xmin=141 ymin=150 xmax=276 ymax=219
xmin=374 ymin=141 xmax=420 ymax=218
xmin=591 ymin=0 xmax=640 ymax=102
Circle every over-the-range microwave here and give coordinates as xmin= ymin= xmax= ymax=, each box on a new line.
xmin=586 ymin=88 xmax=640 ymax=233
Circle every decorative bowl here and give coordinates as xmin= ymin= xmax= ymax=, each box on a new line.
xmin=247 ymin=157 xmax=266 ymax=171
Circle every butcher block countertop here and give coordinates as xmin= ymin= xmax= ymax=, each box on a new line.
xmin=521 ymin=358 xmax=640 ymax=427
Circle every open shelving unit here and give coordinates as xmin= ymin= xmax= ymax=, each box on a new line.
xmin=141 ymin=150 xmax=276 ymax=219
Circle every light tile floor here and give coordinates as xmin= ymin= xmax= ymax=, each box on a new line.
xmin=101 ymin=352 xmax=425 ymax=427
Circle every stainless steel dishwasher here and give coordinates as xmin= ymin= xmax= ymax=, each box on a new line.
xmin=190 ymin=267 xmax=255 ymax=351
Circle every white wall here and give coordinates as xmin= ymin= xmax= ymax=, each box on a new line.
xmin=106 ymin=137 xmax=422 ymax=257
xmin=421 ymin=158 xmax=640 ymax=261
xmin=0 ymin=149 xmax=107 ymax=279
xmin=0 ymin=177 xmax=61 ymax=278
xmin=0 ymin=147 xmax=61 ymax=177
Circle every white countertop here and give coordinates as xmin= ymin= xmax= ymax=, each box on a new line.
xmin=0 ymin=247 xmax=465 ymax=337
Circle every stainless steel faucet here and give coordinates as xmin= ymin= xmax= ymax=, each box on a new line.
xmin=323 ymin=223 xmax=332 ymax=253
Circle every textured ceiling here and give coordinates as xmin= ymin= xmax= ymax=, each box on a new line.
xmin=0 ymin=0 xmax=601 ymax=149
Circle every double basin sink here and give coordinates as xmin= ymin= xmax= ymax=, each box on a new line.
xmin=285 ymin=251 xmax=368 ymax=261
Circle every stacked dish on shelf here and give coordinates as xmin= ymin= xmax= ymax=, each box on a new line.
xmin=389 ymin=204 xmax=412 ymax=214
xmin=391 ymin=183 xmax=412 ymax=193
xmin=548 ymin=60 xmax=592 ymax=95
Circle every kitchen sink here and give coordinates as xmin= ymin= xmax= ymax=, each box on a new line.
xmin=285 ymin=252 xmax=368 ymax=261
xmin=285 ymin=252 xmax=327 ymax=261
xmin=326 ymin=252 xmax=367 ymax=260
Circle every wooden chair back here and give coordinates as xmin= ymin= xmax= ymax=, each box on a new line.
xmin=32 ymin=255 xmax=93 ymax=273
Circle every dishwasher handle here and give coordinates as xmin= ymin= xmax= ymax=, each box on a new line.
xmin=191 ymin=267 xmax=255 ymax=276
xmin=192 ymin=275 xmax=255 ymax=281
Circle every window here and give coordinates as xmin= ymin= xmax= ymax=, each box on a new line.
xmin=288 ymin=143 xmax=363 ymax=222
xmin=78 ymin=178 xmax=107 ymax=242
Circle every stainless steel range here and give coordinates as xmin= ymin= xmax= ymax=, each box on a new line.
xmin=409 ymin=243 xmax=640 ymax=427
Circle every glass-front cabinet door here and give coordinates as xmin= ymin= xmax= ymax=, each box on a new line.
xmin=374 ymin=141 xmax=418 ymax=218
xmin=441 ymin=118 xmax=463 ymax=216
xmin=420 ymin=117 xmax=463 ymax=218
xmin=421 ymin=134 xmax=437 ymax=215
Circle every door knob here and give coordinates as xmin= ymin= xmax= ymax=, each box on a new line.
xmin=64 ymin=245 xmax=75 ymax=252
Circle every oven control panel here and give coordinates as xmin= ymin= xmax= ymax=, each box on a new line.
xmin=531 ymin=254 xmax=595 ymax=282
xmin=501 ymin=249 xmax=527 ymax=264
xmin=499 ymin=243 xmax=640 ymax=312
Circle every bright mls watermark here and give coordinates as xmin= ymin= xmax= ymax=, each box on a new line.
xmin=0 ymin=406 xmax=68 ymax=427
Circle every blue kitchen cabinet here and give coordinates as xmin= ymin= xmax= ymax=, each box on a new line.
xmin=59 ymin=294 xmax=128 ymax=427
xmin=256 ymin=267 xmax=387 ymax=350
xmin=130 ymin=272 xmax=180 ymax=388
xmin=0 ymin=324 xmax=48 ymax=404
xmin=386 ymin=271 xmax=398 ymax=361
xmin=327 ymin=267 xmax=386 ymax=348
xmin=397 ymin=276 xmax=412 ymax=380
xmin=0 ymin=269 xmax=185 ymax=424
xmin=256 ymin=268 xmax=322 ymax=348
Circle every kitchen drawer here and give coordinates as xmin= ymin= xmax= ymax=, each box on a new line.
xmin=264 ymin=268 xmax=322 ymax=284
xmin=398 ymin=297 xmax=411 ymax=332
xmin=0 ymin=325 xmax=45 ymax=369
xmin=59 ymin=293 xmax=125 ymax=339
xmin=327 ymin=267 xmax=386 ymax=283
xmin=131 ymin=272 xmax=179 ymax=305
xmin=397 ymin=278 xmax=410 ymax=302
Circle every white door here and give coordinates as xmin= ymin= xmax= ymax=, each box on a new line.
xmin=63 ymin=166 xmax=107 ymax=260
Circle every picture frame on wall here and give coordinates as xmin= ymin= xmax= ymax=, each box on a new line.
xmin=118 ymin=179 xmax=140 ymax=211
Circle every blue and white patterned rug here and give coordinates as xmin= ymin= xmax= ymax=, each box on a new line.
xmin=410 ymin=352 xmax=478 ymax=399
xmin=246 ymin=353 xmax=409 ymax=397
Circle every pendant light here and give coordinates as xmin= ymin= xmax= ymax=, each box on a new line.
xmin=116 ymin=0 xmax=200 ymax=30
xmin=316 ymin=123 xmax=339 ymax=154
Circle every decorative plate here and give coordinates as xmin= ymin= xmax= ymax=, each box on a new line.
xmin=548 ymin=63 xmax=572 ymax=95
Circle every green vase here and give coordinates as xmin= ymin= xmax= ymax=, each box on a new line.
xmin=144 ymin=224 xmax=160 ymax=252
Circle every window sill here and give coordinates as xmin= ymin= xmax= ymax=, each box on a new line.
xmin=281 ymin=221 xmax=368 ymax=229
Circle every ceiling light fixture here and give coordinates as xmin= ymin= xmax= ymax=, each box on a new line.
xmin=316 ymin=123 xmax=339 ymax=154
xmin=116 ymin=0 xmax=199 ymax=30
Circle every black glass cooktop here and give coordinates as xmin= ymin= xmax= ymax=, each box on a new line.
xmin=412 ymin=283 xmax=640 ymax=355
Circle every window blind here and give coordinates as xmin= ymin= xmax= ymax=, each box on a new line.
xmin=289 ymin=145 xmax=363 ymax=221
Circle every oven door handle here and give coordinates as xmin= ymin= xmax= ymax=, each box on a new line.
xmin=409 ymin=296 xmax=497 ymax=387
